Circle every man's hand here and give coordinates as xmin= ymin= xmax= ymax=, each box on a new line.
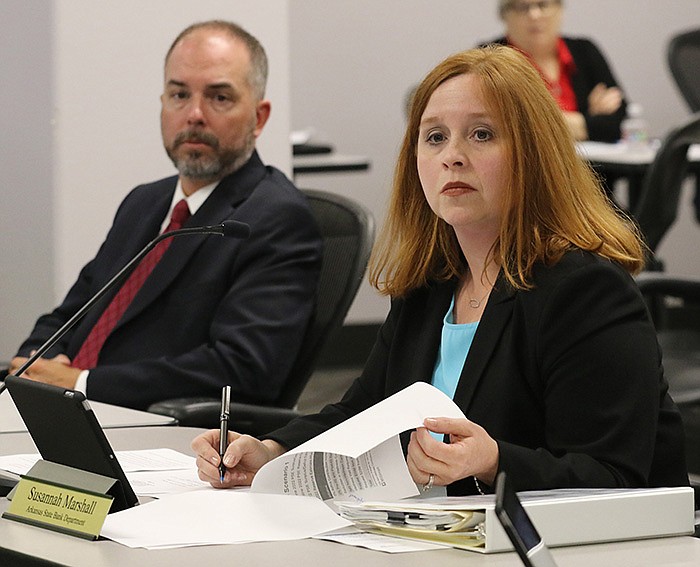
xmin=8 ymin=354 xmax=81 ymax=389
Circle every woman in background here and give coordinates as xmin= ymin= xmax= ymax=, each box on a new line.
xmin=193 ymin=46 xmax=687 ymax=495
xmin=485 ymin=0 xmax=626 ymax=143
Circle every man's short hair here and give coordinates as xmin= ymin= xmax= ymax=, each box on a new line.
xmin=165 ymin=20 xmax=268 ymax=100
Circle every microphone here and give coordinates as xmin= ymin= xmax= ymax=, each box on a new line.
xmin=0 ymin=220 xmax=250 ymax=393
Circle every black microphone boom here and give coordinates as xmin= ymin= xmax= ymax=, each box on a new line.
xmin=1 ymin=220 xmax=250 ymax=391
xmin=221 ymin=220 xmax=251 ymax=239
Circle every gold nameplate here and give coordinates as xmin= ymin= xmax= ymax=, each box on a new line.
xmin=3 ymin=476 xmax=113 ymax=540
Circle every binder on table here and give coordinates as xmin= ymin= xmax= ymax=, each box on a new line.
xmin=336 ymin=486 xmax=695 ymax=553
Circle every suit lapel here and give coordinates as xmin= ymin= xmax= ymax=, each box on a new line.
xmin=453 ymin=275 xmax=515 ymax=414
xmin=113 ymin=152 xmax=267 ymax=330
xmin=118 ymin=189 xmax=174 ymax=267
xmin=406 ymin=283 xmax=454 ymax=391
xmin=67 ymin=185 xmax=174 ymax=352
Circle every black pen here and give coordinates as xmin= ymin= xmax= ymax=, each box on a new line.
xmin=219 ymin=385 xmax=231 ymax=482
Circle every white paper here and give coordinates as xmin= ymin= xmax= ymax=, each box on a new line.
xmin=126 ymin=469 xmax=209 ymax=496
xmin=253 ymin=435 xmax=419 ymax=505
xmin=0 ymin=453 xmax=39 ymax=476
xmin=286 ymin=382 xmax=466 ymax=457
xmin=290 ymin=128 xmax=314 ymax=145
xmin=102 ymin=490 xmax=352 ymax=549
xmin=252 ymin=382 xmax=466 ymax=504
xmin=315 ymin=528 xmax=446 ymax=553
xmin=0 ymin=449 xmax=200 ymax=497
xmin=117 ymin=448 xmax=195 ymax=472
xmin=103 ymin=383 xmax=469 ymax=549
xmin=0 ymin=448 xmax=194 ymax=476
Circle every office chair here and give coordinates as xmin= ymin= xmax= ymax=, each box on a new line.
xmin=632 ymin=112 xmax=700 ymax=269
xmin=148 ymin=189 xmax=375 ymax=436
xmin=668 ymin=28 xmax=700 ymax=225
xmin=635 ymin=272 xmax=700 ymax=501
xmin=668 ymin=28 xmax=700 ymax=113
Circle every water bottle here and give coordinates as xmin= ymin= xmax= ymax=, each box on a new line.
xmin=621 ymin=103 xmax=649 ymax=150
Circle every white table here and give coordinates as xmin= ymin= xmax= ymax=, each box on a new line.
xmin=577 ymin=140 xmax=700 ymax=167
xmin=0 ymin=392 xmax=176 ymax=433
xmin=576 ymin=141 xmax=700 ymax=211
xmin=2 ymin=427 xmax=699 ymax=567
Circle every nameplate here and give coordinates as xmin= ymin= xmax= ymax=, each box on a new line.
xmin=2 ymin=461 xmax=115 ymax=540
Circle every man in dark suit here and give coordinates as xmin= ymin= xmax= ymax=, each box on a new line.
xmin=7 ymin=20 xmax=322 ymax=410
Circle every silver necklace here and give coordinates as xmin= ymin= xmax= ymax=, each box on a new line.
xmin=466 ymin=289 xmax=491 ymax=309
xmin=463 ymin=275 xmax=492 ymax=309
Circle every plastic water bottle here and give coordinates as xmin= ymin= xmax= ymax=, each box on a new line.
xmin=621 ymin=103 xmax=649 ymax=150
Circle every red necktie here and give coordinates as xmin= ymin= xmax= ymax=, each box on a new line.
xmin=72 ymin=199 xmax=191 ymax=369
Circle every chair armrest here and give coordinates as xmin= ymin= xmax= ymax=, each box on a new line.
xmin=148 ymin=398 xmax=301 ymax=437
xmin=635 ymin=273 xmax=700 ymax=300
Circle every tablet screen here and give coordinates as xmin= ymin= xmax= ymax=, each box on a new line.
xmin=4 ymin=375 xmax=138 ymax=512
xmin=495 ymin=472 xmax=558 ymax=567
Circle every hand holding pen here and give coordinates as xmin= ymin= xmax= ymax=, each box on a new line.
xmin=191 ymin=413 xmax=288 ymax=488
xmin=219 ymin=385 xmax=231 ymax=482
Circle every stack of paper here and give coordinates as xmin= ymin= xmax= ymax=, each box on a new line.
xmin=336 ymin=488 xmax=696 ymax=553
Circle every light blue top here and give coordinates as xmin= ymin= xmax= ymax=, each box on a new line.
xmin=429 ymin=296 xmax=478 ymax=440
xmin=431 ymin=295 xmax=479 ymax=399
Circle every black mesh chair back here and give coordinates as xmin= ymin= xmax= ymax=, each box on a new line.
xmin=635 ymin=273 xmax=700 ymax=505
xmin=274 ymin=189 xmax=375 ymax=408
xmin=668 ymin=28 xmax=700 ymax=112
xmin=632 ymin=113 xmax=700 ymax=261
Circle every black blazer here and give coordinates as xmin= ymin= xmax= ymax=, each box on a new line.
xmin=484 ymin=36 xmax=627 ymax=142
xmin=17 ymin=152 xmax=322 ymax=410
xmin=269 ymin=251 xmax=688 ymax=494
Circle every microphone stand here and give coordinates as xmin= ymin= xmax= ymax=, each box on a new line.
xmin=1 ymin=221 xmax=248 ymax=394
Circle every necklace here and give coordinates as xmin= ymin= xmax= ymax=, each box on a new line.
xmin=462 ymin=275 xmax=493 ymax=309
xmin=466 ymin=289 xmax=491 ymax=309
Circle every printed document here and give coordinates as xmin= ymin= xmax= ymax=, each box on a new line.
xmin=251 ymin=381 xmax=466 ymax=503
xmin=101 ymin=382 xmax=468 ymax=549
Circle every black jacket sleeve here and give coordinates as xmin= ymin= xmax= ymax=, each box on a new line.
xmin=565 ymin=37 xmax=628 ymax=142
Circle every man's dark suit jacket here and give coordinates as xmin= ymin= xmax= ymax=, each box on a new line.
xmin=17 ymin=152 xmax=322 ymax=410
xmin=268 ymin=251 xmax=688 ymax=494
xmin=485 ymin=36 xmax=627 ymax=142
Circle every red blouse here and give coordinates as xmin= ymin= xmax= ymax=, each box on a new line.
xmin=507 ymin=37 xmax=578 ymax=111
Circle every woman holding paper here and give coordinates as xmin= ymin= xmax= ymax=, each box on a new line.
xmin=193 ymin=46 xmax=688 ymax=495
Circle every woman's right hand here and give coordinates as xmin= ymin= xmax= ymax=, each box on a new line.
xmin=191 ymin=430 xmax=286 ymax=488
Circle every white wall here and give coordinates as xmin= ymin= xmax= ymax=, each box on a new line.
xmin=53 ymin=0 xmax=292 ymax=298
xmin=290 ymin=0 xmax=700 ymax=324
xmin=0 ymin=1 xmax=54 ymax=359
xmin=2 ymin=1 xmax=700 ymax=358
xmin=0 ymin=0 xmax=291 ymax=358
